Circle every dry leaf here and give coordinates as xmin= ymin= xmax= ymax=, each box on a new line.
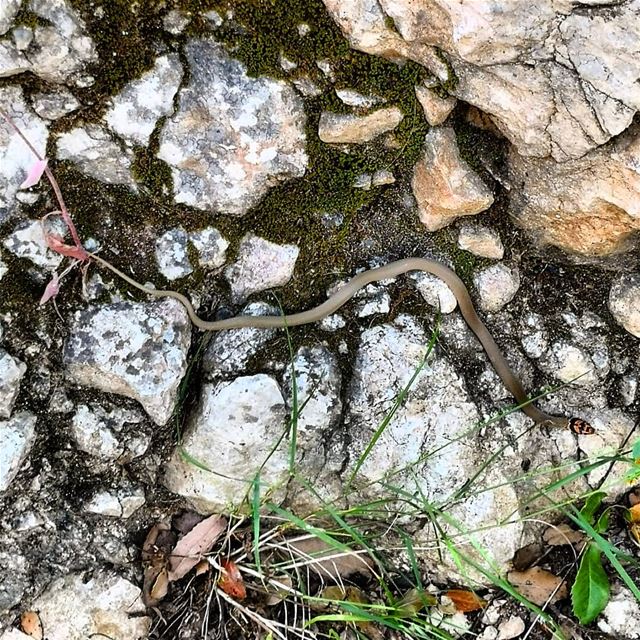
xmin=218 ymin=559 xmax=246 ymax=600
xmin=444 ymin=589 xmax=487 ymax=612
xmin=195 ymin=560 xmax=211 ymax=576
xmin=168 ymin=514 xmax=227 ymax=582
xmin=286 ymin=535 xmax=374 ymax=581
xmin=512 ymin=543 xmax=544 ymax=571
xmin=20 ymin=611 xmax=43 ymax=640
xmin=508 ymin=567 xmax=567 ymax=606
xmin=142 ymin=522 xmax=175 ymax=606
xmin=395 ymin=588 xmax=437 ymax=617
xmin=543 ymin=524 xmax=585 ymax=546
xmin=148 ymin=568 xmax=169 ymax=603
xmin=628 ymin=503 xmax=640 ymax=523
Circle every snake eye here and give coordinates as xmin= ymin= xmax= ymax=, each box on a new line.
xmin=568 ymin=418 xmax=595 ymax=435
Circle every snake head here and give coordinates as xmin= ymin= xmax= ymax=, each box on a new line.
xmin=568 ymin=417 xmax=595 ymax=435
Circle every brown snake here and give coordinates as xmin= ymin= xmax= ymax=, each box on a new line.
xmin=91 ymin=254 xmax=594 ymax=435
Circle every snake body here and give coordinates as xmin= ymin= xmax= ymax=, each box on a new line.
xmin=91 ymin=254 xmax=594 ymax=434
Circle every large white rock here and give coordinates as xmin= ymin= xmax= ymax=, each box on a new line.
xmin=158 ymin=39 xmax=307 ymax=215
xmin=34 ymin=571 xmax=149 ymax=640
xmin=163 ymin=374 xmax=290 ymax=513
xmin=224 ymin=233 xmax=299 ymax=303
xmin=63 ymin=299 xmax=191 ymax=426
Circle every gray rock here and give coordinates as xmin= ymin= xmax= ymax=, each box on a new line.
xmin=598 ymin=586 xmax=640 ymax=639
xmin=190 ymin=227 xmax=228 ymax=269
xmin=0 ymin=412 xmax=37 ymax=492
xmin=318 ymin=107 xmax=403 ymax=144
xmin=0 ymin=0 xmax=21 ymax=36
xmin=3 ymin=218 xmax=64 ymax=269
xmin=412 ymin=272 xmax=457 ymax=314
xmin=202 ymin=302 xmax=278 ymax=378
xmin=33 ymin=571 xmax=149 ymax=640
xmin=56 ymin=125 xmax=134 ymax=185
xmin=0 ymin=40 xmax=29 ymax=77
xmin=31 ymin=88 xmax=80 ymax=120
xmin=620 ymin=375 xmax=637 ymax=406
xmin=158 ymin=39 xmax=307 ymax=215
xmin=163 ymin=9 xmax=191 ymax=35
xmin=155 ymin=227 xmax=193 ymax=280
xmin=0 ymin=256 xmax=6 ymax=281
xmin=84 ymin=486 xmax=145 ymax=518
xmin=0 ymin=349 xmax=26 ymax=418
xmin=283 ymin=345 xmax=342 ymax=473
xmin=63 ymin=299 xmax=191 ymax=426
xmin=163 ymin=374 xmax=289 ymax=512
xmin=609 ymin=273 xmax=640 ymax=338
xmin=0 ymin=86 xmax=48 ymax=223
xmin=105 ymin=53 xmax=183 ymax=147
xmin=26 ymin=0 xmax=97 ymax=85
xmin=474 ymin=264 xmax=520 ymax=312
xmin=12 ymin=26 xmax=33 ymax=51
xmin=0 ymin=552 xmax=28 ymax=615
xmin=225 ymin=233 xmax=299 ymax=303
xmin=412 ymin=127 xmax=494 ymax=231
xmin=335 ymin=88 xmax=383 ymax=108
xmin=458 ymin=225 xmax=504 ymax=259
xmin=155 ymin=226 xmax=228 ymax=280
xmin=70 ymin=403 xmax=148 ymax=461
xmin=519 ymin=312 xmax=548 ymax=359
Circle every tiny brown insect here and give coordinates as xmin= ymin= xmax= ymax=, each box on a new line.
xmin=568 ymin=418 xmax=595 ymax=435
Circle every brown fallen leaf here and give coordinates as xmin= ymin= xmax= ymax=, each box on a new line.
xmin=168 ymin=514 xmax=227 ymax=582
xmin=444 ymin=589 xmax=487 ymax=613
xmin=218 ymin=559 xmax=246 ymax=601
xmin=507 ymin=567 xmax=567 ymax=606
xmin=512 ymin=543 xmax=544 ymax=571
xmin=543 ymin=523 xmax=585 ymax=546
xmin=20 ymin=611 xmax=43 ymax=640
xmin=142 ymin=522 xmax=175 ymax=607
xmin=285 ymin=535 xmax=374 ymax=581
xmin=195 ymin=560 xmax=211 ymax=576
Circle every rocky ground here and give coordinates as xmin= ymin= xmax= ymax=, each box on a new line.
xmin=1 ymin=1 xmax=640 ymax=639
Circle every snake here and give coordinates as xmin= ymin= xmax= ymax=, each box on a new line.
xmin=90 ymin=254 xmax=594 ymax=435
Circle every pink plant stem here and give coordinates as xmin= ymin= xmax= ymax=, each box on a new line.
xmin=0 ymin=107 xmax=87 ymax=259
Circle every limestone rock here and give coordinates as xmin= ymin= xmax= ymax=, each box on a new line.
xmin=63 ymin=299 xmax=191 ymax=426
xmin=412 ymin=127 xmax=494 ymax=231
xmin=0 ymin=86 xmax=48 ymax=223
xmin=224 ymin=234 xmax=299 ymax=303
xmin=0 ymin=412 xmax=37 ymax=492
xmin=0 ymin=349 xmax=26 ymax=418
xmin=105 ymin=54 xmax=183 ymax=147
xmin=158 ymin=39 xmax=307 ymax=215
xmin=415 ymin=84 xmax=456 ymax=126
xmin=598 ymin=587 xmax=640 ymax=639
xmin=56 ymin=125 xmax=134 ymax=185
xmin=609 ymin=273 xmax=640 ymax=338
xmin=202 ymin=302 xmax=279 ymax=378
xmin=3 ymin=218 xmax=64 ymax=270
xmin=31 ymin=89 xmax=80 ymax=120
xmin=33 ymin=572 xmax=149 ymax=640
xmin=473 ymin=264 xmax=520 ymax=312
xmin=0 ymin=0 xmax=21 ymax=36
xmin=323 ymin=0 xmax=639 ymax=161
xmin=507 ymin=128 xmax=640 ymax=257
xmin=458 ymin=225 xmax=504 ymax=259
xmin=412 ymin=272 xmax=457 ymax=313
xmin=163 ymin=375 xmax=289 ymax=513
xmin=318 ymin=107 xmax=404 ymax=144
